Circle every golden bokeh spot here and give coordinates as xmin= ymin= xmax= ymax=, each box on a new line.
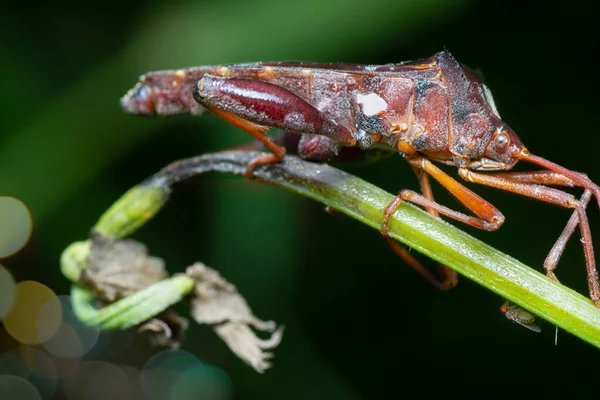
xmin=0 ymin=197 xmax=32 ymax=258
xmin=3 ymin=281 xmax=62 ymax=345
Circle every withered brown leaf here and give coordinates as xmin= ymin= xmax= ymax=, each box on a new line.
xmin=186 ymin=263 xmax=284 ymax=373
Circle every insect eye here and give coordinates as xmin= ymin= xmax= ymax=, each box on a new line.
xmin=495 ymin=132 xmax=509 ymax=152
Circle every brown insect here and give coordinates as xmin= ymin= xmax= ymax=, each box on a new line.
xmin=501 ymin=301 xmax=541 ymax=333
xmin=120 ymin=50 xmax=600 ymax=307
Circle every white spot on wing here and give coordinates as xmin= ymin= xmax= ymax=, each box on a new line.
xmin=356 ymin=93 xmax=388 ymax=116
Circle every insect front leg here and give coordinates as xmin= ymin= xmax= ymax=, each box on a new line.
xmin=192 ymin=75 xmax=355 ymax=176
xmin=480 ymin=170 xmax=592 ymax=282
xmin=545 ymin=190 xmax=592 ymax=280
xmin=458 ymin=169 xmax=600 ymax=307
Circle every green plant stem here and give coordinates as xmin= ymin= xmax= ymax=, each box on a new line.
xmin=64 ymin=150 xmax=600 ymax=348
xmin=70 ymin=277 xmax=194 ymax=330
xmin=153 ymin=151 xmax=600 ymax=347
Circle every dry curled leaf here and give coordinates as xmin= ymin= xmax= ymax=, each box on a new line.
xmin=84 ymin=233 xmax=187 ymax=348
xmin=214 ymin=322 xmax=284 ymax=373
xmin=84 ymin=232 xmax=167 ymax=301
xmin=82 ymin=234 xmax=284 ymax=370
xmin=139 ymin=309 xmax=189 ymax=348
xmin=185 ymin=263 xmax=284 ymax=373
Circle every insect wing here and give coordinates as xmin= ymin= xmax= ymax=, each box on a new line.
xmin=511 ymin=318 xmax=542 ymax=333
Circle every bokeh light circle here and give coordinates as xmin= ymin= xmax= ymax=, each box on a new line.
xmin=19 ymin=346 xmax=59 ymax=399
xmin=64 ymin=361 xmax=135 ymax=400
xmin=141 ymin=349 xmax=203 ymax=400
xmin=43 ymin=353 xmax=81 ymax=379
xmin=171 ymin=364 xmax=233 ymax=400
xmin=43 ymin=295 xmax=100 ymax=358
xmin=0 ymin=375 xmax=42 ymax=400
xmin=116 ymin=364 xmax=143 ymax=399
xmin=85 ymin=361 xmax=135 ymax=400
xmin=0 ymin=265 xmax=16 ymax=319
xmin=0 ymin=349 xmax=30 ymax=379
xmin=86 ymin=329 xmax=136 ymax=360
xmin=43 ymin=323 xmax=83 ymax=358
xmin=0 ymin=196 xmax=32 ymax=258
xmin=3 ymin=281 xmax=62 ymax=345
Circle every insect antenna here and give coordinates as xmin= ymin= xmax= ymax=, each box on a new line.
xmin=517 ymin=150 xmax=600 ymax=208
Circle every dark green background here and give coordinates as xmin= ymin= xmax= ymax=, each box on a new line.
xmin=2 ymin=0 xmax=599 ymax=398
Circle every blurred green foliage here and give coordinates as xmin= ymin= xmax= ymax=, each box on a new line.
xmin=2 ymin=0 xmax=600 ymax=398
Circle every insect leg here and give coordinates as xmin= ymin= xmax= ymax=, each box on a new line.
xmin=384 ymin=165 xmax=458 ymax=290
xmin=475 ymin=170 xmax=592 ymax=282
xmin=459 ymin=169 xmax=600 ymax=307
xmin=218 ymin=131 xmax=342 ymax=166
xmin=544 ymin=190 xmax=592 ymax=281
xmin=199 ymin=104 xmax=286 ymax=177
xmin=382 ymin=156 xmax=506 ymax=239
xmin=297 ymin=134 xmax=343 ymax=162
xmin=413 ymin=167 xmax=459 ymax=288
xmin=192 ymin=75 xmax=356 ymax=175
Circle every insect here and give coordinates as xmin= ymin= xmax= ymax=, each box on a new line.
xmin=500 ymin=301 xmax=541 ymax=333
xmin=121 ymin=50 xmax=600 ymax=307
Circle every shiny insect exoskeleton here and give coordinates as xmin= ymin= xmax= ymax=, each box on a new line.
xmin=121 ymin=50 xmax=600 ymax=308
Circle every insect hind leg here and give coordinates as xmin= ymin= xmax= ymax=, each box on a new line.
xmin=206 ymin=106 xmax=286 ymax=177
xmin=192 ymin=74 xmax=356 ymax=176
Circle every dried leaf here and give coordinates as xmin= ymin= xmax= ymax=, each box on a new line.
xmin=81 ymin=236 xmax=284 ymax=369
xmin=214 ymin=322 xmax=284 ymax=373
xmin=186 ymin=263 xmax=284 ymax=373
xmin=139 ymin=309 xmax=189 ymax=348
xmin=84 ymin=232 xmax=167 ymax=301
xmin=82 ymin=233 xmax=189 ymax=348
